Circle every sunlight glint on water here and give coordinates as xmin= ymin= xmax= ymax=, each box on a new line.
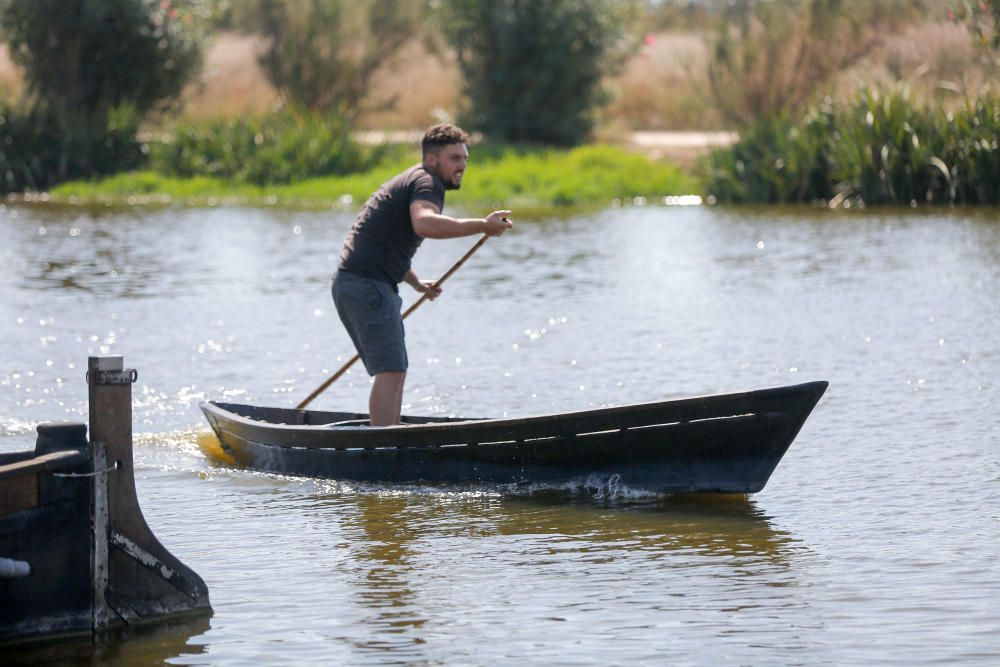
xmin=1 ymin=203 xmax=998 ymax=664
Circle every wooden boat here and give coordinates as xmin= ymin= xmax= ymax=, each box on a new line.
xmin=2 ymin=356 xmax=210 ymax=646
xmin=200 ymin=380 xmax=827 ymax=494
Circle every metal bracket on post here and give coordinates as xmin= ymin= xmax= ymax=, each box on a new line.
xmin=86 ymin=356 xmax=137 ymax=387
xmin=87 ymin=369 xmax=138 ymax=385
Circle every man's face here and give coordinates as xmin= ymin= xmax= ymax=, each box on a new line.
xmin=426 ymin=143 xmax=469 ymax=190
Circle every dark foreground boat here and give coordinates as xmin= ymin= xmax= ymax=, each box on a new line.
xmin=2 ymin=356 xmax=210 ymax=646
xmin=200 ymin=380 xmax=827 ymax=493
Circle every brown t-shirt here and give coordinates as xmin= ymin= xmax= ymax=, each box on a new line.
xmin=337 ymin=164 xmax=445 ymax=286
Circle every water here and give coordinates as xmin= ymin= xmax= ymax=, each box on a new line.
xmin=2 ymin=202 xmax=998 ymax=664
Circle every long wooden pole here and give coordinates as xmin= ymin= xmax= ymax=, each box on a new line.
xmin=295 ymin=234 xmax=490 ymax=410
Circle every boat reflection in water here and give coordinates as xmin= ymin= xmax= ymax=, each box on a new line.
xmin=310 ymin=484 xmax=800 ymax=662
xmin=498 ymin=492 xmax=796 ymax=561
xmin=0 ymin=616 xmax=211 ymax=665
xmin=337 ymin=488 xmax=796 ymax=562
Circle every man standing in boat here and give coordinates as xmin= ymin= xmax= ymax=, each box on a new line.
xmin=333 ymin=123 xmax=513 ymax=426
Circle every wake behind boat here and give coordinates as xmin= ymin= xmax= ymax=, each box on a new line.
xmin=199 ymin=380 xmax=827 ymax=494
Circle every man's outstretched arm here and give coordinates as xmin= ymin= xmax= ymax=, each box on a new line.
xmin=410 ymin=200 xmax=512 ymax=239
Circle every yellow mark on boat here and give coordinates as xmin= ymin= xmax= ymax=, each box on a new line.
xmin=196 ymin=430 xmax=237 ymax=466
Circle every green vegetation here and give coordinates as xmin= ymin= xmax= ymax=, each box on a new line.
xmin=706 ymin=0 xmax=928 ymax=126
xmin=51 ymin=144 xmax=698 ymax=209
xmin=448 ymin=144 xmax=697 ymax=207
xmin=0 ymin=102 xmax=144 ymax=192
xmin=0 ymin=0 xmax=209 ymax=193
xmin=150 ymin=108 xmax=388 ymax=184
xmin=692 ymin=1 xmax=998 ymax=206
xmin=0 ymin=0 xmax=206 ymax=118
xmin=2 ymin=0 xmax=995 ymax=209
xmin=702 ymin=89 xmax=1000 ymax=205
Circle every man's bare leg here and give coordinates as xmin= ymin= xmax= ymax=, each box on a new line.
xmin=370 ymin=372 xmax=406 ymax=426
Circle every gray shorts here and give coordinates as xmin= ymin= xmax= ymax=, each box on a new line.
xmin=331 ymin=270 xmax=407 ymax=375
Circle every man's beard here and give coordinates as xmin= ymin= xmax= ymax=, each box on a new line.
xmin=444 ymin=176 xmax=462 ymax=191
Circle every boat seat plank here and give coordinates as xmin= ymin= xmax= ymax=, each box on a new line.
xmin=0 ymin=450 xmax=88 ymax=481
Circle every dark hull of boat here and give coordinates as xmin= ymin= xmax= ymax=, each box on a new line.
xmin=199 ymin=381 xmax=827 ymax=493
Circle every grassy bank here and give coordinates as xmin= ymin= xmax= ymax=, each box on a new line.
xmin=50 ymin=144 xmax=699 ymax=210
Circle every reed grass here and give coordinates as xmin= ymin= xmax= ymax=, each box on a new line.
xmin=702 ymin=89 xmax=1000 ymax=206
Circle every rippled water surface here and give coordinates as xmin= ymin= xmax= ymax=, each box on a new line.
xmin=2 ymin=202 xmax=999 ymax=664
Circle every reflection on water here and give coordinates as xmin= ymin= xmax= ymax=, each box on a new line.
xmin=1 ymin=616 xmax=210 ymax=666
xmin=330 ymin=488 xmax=794 ymax=564
xmin=268 ymin=485 xmax=801 ymax=664
xmin=14 ymin=211 xmax=183 ymax=297
xmin=345 ymin=495 xmax=427 ymax=657
xmin=497 ymin=493 xmax=795 ymax=562
xmin=2 ymin=203 xmax=1000 ymax=664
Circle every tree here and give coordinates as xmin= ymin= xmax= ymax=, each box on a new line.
xmin=0 ymin=0 xmax=205 ymax=122
xmin=0 ymin=0 xmax=208 ymax=190
xmin=442 ymin=0 xmax=638 ymax=146
xmin=235 ymin=0 xmax=423 ymax=116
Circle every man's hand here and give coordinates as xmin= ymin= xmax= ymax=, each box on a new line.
xmin=482 ymin=210 xmax=513 ymax=237
xmin=418 ymin=281 xmax=443 ymax=300
xmin=404 ymin=270 xmax=442 ymax=299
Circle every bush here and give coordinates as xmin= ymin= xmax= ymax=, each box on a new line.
xmin=701 ymin=89 xmax=1000 ymax=205
xmin=0 ymin=103 xmax=144 ymax=193
xmin=0 ymin=0 xmax=208 ymax=190
xmin=234 ymin=0 xmax=423 ymax=116
xmin=442 ymin=0 xmax=638 ymax=146
xmin=0 ymin=0 xmax=206 ymax=119
xmin=151 ymin=108 xmax=386 ymax=185
xmin=698 ymin=111 xmax=837 ymax=204
xmin=705 ymin=0 xmax=925 ymax=127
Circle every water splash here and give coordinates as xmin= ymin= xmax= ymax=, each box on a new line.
xmin=503 ymin=473 xmax=664 ymax=501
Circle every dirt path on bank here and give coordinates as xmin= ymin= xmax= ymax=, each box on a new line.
xmin=624 ymin=131 xmax=737 ymax=163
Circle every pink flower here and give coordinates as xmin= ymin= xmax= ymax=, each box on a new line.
xmin=644 ymin=33 xmax=655 ymax=47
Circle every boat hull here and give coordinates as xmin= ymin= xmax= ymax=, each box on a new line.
xmin=200 ymin=381 xmax=827 ymax=493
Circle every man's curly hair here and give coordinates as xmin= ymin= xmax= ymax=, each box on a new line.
xmin=421 ymin=123 xmax=469 ymax=156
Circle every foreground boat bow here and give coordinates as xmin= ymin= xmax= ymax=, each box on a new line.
xmin=200 ymin=381 xmax=827 ymax=493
